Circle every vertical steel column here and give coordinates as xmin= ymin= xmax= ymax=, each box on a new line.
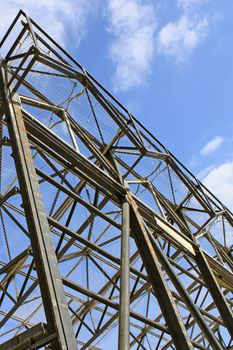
xmin=0 ymin=63 xmax=76 ymax=350
xmin=127 ymin=192 xmax=194 ymax=350
xmin=118 ymin=198 xmax=130 ymax=350
xmin=195 ymin=248 xmax=233 ymax=337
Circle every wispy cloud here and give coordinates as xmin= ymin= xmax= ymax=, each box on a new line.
xmin=200 ymin=136 xmax=224 ymax=156
xmin=203 ymin=161 xmax=233 ymax=210
xmin=177 ymin=0 xmax=209 ymax=12
xmin=0 ymin=0 xmax=97 ymax=47
xmin=157 ymin=0 xmax=209 ymax=62
xmin=106 ymin=0 xmax=156 ymax=92
xmin=196 ymin=164 xmax=216 ymax=180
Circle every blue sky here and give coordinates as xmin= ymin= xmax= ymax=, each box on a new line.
xmin=1 ymin=0 xmax=233 ymax=210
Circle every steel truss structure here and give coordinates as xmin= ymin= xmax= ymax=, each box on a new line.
xmin=0 ymin=10 xmax=232 ymax=350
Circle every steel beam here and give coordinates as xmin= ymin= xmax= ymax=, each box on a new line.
xmin=63 ymin=277 xmax=168 ymax=334
xmin=148 ymin=232 xmax=223 ymax=350
xmin=195 ymin=248 xmax=233 ymax=337
xmin=118 ymin=199 xmax=130 ymax=350
xmin=127 ymin=192 xmax=194 ymax=350
xmin=0 ymin=11 xmax=232 ymax=350
xmin=0 ymin=63 xmax=76 ymax=350
xmin=0 ymin=323 xmax=50 ymax=350
xmin=22 ymin=110 xmax=233 ymax=290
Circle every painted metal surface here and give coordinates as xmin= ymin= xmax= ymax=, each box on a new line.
xmin=0 ymin=10 xmax=232 ymax=350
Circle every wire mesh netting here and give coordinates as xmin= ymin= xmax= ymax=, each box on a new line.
xmin=0 ymin=11 xmax=232 ymax=350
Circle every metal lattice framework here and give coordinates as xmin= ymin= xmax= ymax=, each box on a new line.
xmin=0 ymin=10 xmax=232 ymax=350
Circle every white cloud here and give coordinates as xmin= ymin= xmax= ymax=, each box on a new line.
xmin=0 ymin=0 xmax=96 ymax=47
xmin=200 ymin=136 xmax=224 ymax=156
xmin=106 ymin=0 xmax=156 ymax=92
xmin=196 ymin=164 xmax=216 ymax=180
xmin=203 ymin=162 xmax=233 ymax=211
xmin=178 ymin=0 xmax=209 ymax=12
xmin=157 ymin=15 xmax=208 ymax=62
xmin=189 ymin=154 xmax=199 ymax=168
xmin=157 ymin=0 xmax=210 ymax=62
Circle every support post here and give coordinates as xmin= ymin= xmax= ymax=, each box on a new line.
xmin=0 ymin=63 xmax=76 ymax=350
xmin=127 ymin=192 xmax=194 ymax=350
xmin=118 ymin=198 xmax=130 ymax=350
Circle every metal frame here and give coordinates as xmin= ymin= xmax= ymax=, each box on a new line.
xmin=0 ymin=10 xmax=232 ymax=350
